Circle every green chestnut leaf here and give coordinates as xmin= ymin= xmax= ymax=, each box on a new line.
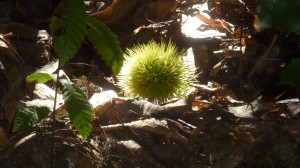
xmin=13 ymin=106 xmax=51 ymax=132
xmin=62 ymin=83 xmax=93 ymax=141
xmin=26 ymin=72 xmax=53 ymax=83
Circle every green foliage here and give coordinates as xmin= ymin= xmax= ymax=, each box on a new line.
xmin=258 ymin=0 xmax=300 ymax=33
xmin=12 ymin=82 xmax=93 ymax=140
xmin=51 ymin=0 xmax=87 ymax=67
xmin=117 ymin=41 xmax=196 ymax=102
xmin=51 ymin=0 xmax=124 ymax=74
xmin=62 ymin=83 xmax=93 ymax=140
xmin=26 ymin=72 xmax=54 ymax=83
xmin=14 ymin=0 xmax=124 ymax=140
xmin=280 ymin=59 xmax=300 ymax=89
xmin=86 ymin=17 xmax=124 ymax=75
xmin=12 ymin=107 xmax=51 ymax=132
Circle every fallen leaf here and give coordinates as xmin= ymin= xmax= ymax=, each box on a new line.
xmin=92 ymin=0 xmax=139 ymax=23
xmin=0 ymin=126 xmax=9 ymax=147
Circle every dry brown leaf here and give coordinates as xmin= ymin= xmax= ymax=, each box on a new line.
xmin=285 ymin=102 xmax=300 ymax=117
xmin=89 ymin=90 xmax=118 ymax=119
xmin=37 ymin=59 xmax=59 ymax=74
xmin=192 ymin=44 xmax=209 ymax=73
xmin=210 ymin=59 xmax=225 ymax=76
xmin=0 ymin=126 xmax=9 ymax=147
xmin=260 ymin=110 xmax=285 ymax=121
xmin=0 ymin=35 xmax=24 ymax=68
xmin=228 ymin=104 xmax=255 ymax=118
xmin=213 ymin=49 xmax=243 ymax=58
xmin=54 ymin=129 xmax=80 ymax=144
xmin=0 ymin=23 xmax=39 ymax=40
xmin=145 ymin=0 xmax=178 ymax=22
xmin=192 ymin=100 xmax=212 ymax=111
xmin=92 ymin=0 xmax=139 ymax=23
xmin=77 ymin=155 xmax=96 ymax=168
xmin=216 ymin=86 xmax=240 ymax=101
xmin=16 ymin=0 xmax=53 ymax=23
xmin=194 ymin=12 xmax=233 ymax=33
xmin=98 ymin=118 xmax=191 ymax=149
xmin=190 ymin=82 xmax=220 ymax=93
xmin=3 ymin=102 xmax=19 ymax=124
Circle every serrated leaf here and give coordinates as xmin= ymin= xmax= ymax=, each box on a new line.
xmin=280 ymin=59 xmax=300 ymax=89
xmin=258 ymin=0 xmax=300 ymax=33
xmin=26 ymin=72 xmax=53 ymax=83
xmin=51 ymin=0 xmax=87 ymax=67
xmin=86 ymin=16 xmax=124 ymax=75
xmin=12 ymin=106 xmax=51 ymax=132
xmin=62 ymin=84 xmax=92 ymax=140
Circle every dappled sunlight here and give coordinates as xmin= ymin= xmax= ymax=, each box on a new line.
xmin=181 ymin=3 xmax=227 ymax=38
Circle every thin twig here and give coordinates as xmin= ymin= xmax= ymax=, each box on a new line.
xmin=247 ymin=35 xmax=278 ymax=91
xmin=0 ymin=34 xmax=25 ymax=67
xmin=239 ymin=0 xmax=248 ymax=99
xmin=115 ymin=118 xmax=175 ymax=168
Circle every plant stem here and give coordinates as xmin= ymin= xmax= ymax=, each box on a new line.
xmin=50 ymin=67 xmax=60 ymax=168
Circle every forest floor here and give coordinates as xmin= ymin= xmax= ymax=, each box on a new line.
xmin=1 ymin=0 xmax=300 ymax=168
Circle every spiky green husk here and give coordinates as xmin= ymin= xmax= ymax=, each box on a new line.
xmin=117 ymin=40 xmax=196 ymax=102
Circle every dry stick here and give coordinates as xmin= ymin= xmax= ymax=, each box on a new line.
xmin=114 ymin=117 xmax=176 ymax=168
xmin=0 ymin=132 xmax=37 ymax=159
xmin=247 ymin=35 xmax=278 ymax=92
xmin=238 ymin=0 xmax=248 ymax=99
xmin=0 ymin=34 xmax=25 ymax=67
xmin=274 ymin=86 xmax=292 ymax=101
